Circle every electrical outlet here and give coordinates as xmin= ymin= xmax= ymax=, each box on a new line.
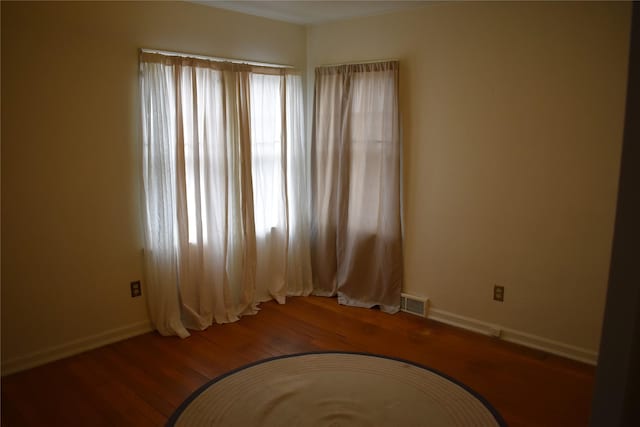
xmin=493 ymin=285 xmax=504 ymax=302
xmin=130 ymin=280 xmax=142 ymax=298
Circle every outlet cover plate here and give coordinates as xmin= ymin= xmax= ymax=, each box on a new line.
xmin=131 ymin=281 xmax=142 ymax=298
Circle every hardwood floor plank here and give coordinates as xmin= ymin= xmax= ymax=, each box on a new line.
xmin=1 ymin=296 xmax=595 ymax=426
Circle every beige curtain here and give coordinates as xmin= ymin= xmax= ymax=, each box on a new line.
xmin=140 ymin=52 xmax=312 ymax=337
xmin=311 ymin=61 xmax=403 ymax=313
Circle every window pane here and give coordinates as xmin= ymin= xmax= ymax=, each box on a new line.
xmin=250 ymin=74 xmax=284 ymax=235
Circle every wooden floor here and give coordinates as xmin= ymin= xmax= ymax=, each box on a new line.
xmin=1 ymin=296 xmax=595 ymax=426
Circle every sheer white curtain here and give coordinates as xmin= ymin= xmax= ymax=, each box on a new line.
xmin=140 ymin=52 xmax=311 ymax=337
xmin=250 ymin=73 xmax=313 ymax=303
xmin=311 ymin=62 xmax=403 ymax=313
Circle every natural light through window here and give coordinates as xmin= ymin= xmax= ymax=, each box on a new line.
xmin=250 ymin=74 xmax=285 ymax=237
xmin=179 ymin=70 xmax=287 ymax=243
xmin=181 ymin=68 xmax=226 ymax=244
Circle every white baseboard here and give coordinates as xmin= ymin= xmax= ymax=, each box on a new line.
xmin=427 ymin=308 xmax=598 ymax=365
xmin=2 ymin=307 xmax=599 ymax=375
xmin=1 ymin=320 xmax=154 ymax=376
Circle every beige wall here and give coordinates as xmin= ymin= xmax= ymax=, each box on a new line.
xmin=1 ymin=1 xmax=306 ymax=365
xmin=308 ymin=1 xmax=630 ymax=352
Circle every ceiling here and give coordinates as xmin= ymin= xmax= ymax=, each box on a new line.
xmin=191 ymin=1 xmax=431 ymax=25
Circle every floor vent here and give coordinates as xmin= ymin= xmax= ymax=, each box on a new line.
xmin=400 ymin=293 xmax=429 ymax=317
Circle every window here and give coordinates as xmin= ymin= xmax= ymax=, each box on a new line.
xmin=250 ymin=73 xmax=285 ymax=237
xmin=171 ymin=67 xmax=290 ymax=243
xmin=347 ymin=69 xmax=397 ymax=235
xmin=311 ymin=61 xmax=402 ymax=312
xmin=139 ymin=50 xmax=311 ymax=336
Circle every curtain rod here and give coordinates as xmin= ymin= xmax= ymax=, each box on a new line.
xmin=319 ymin=58 xmax=400 ymax=67
xmin=140 ymin=48 xmax=294 ymax=69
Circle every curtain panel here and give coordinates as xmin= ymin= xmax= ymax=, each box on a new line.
xmin=139 ymin=51 xmax=312 ymax=337
xmin=311 ymin=61 xmax=403 ymax=313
